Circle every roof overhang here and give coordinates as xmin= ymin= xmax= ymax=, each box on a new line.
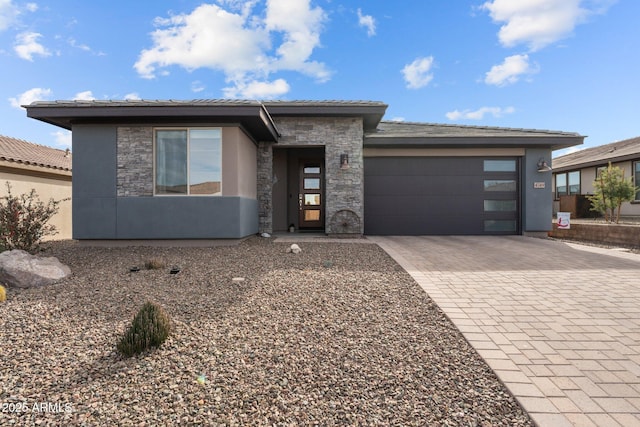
xmin=552 ymin=153 xmax=640 ymax=173
xmin=264 ymin=101 xmax=387 ymax=131
xmin=25 ymin=100 xmax=281 ymax=142
xmin=0 ymin=160 xmax=72 ymax=179
xmin=364 ymin=135 xmax=585 ymax=150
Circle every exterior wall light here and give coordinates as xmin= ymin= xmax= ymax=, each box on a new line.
xmin=537 ymin=157 xmax=552 ymax=172
xmin=340 ymin=153 xmax=349 ymax=170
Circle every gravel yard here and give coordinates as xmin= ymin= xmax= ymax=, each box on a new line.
xmin=0 ymin=237 xmax=532 ymax=426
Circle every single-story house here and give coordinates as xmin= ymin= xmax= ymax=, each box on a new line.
xmin=552 ymin=136 xmax=640 ymax=218
xmin=0 ymin=135 xmax=72 ymax=240
xmin=25 ymin=100 xmax=583 ymax=239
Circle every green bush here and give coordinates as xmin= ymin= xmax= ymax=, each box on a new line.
xmin=117 ymin=301 xmax=171 ymax=357
xmin=0 ymin=182 xmax=68 ymax=253
xmin=587 ymin=163 xmax=639 ymax=223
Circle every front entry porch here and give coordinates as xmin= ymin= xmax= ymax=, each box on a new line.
xmin=272 ymin=147 xmax=326 ymax=233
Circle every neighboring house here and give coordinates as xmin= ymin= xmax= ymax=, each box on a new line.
xmin=0 ymin=135 xmax=72 ymax=240
xmin=552 ymin=136 xmax=640 ymax=218
xmin=25 ymin=100 xmax=583 ymax=239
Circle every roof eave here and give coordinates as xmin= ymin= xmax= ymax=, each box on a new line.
xmin=553 ymin=152 xmax=640 ymax=172
xmin=264 ymin=103 xmax=388 ymax=131
xmin=25 ymin=103 xmax=281 ymax=142
xmin=364 ymin=135 xmax=585 ymax=150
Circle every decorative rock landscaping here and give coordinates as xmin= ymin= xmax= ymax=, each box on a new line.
xmin=0 ymin=238 xmax=532 ymax=425
xmin=0 ymin=249 xmax=71 ymax=288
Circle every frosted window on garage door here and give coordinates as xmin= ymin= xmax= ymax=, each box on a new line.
xmin=484 ymin=180 xmax=517 ymax=192
xmin=484 ymin=200 xmax=517 ymax=212
xmin=484 ymin=160 xmax=516 ymax=172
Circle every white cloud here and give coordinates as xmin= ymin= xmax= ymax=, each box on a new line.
xmin=485 ymin=54 xmax=538 ymax=86
xmin=446 ymin=106 xmax=515 ymax=121
xmin=0 ymin=0 xmax=18 ymax=31
xmin=14 ymin=31 xmax=50 ymax=61
xmin=8 ymin=87 xmax=52 ymax=109
xmin=265 ymin=0 xmax=328 ymax=79
xmin=402 ymin=56 xmax=435 ymax=89
xmin=52 ymin=130 xmax=71 ymax=149
xmin=124 ymin=92 xmax=141 ymax=100
xmin=390 ymin=117 xmax=405 ymax=122
xmin=73 ymin=91 xmax=95 ymax=101
xmin=68 ymin=37 xmax=91 ymax=52
xmin=481 ymin=0 xmax=616 ymax=51
xmin=134 ymin=1 xmax=329 ymax=98
xmin=25 ymin=2 xmax=37 ymax=12
xmin=223 ymin=78 xmax=290 ymax=99
xmin=191 ymin=80 xmax=205 ymax=93
xmin=357 ymin=8 xmax=376 ymax=37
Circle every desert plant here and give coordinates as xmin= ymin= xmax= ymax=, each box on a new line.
xmin=0 ymin=285 xmax=6 ymax=303
xmin=117 ymin=301 xmax=171 ymax=357
xmin=587 ymin=163 xmax=639 ymax=223
xmin=144 ymin=258 xmax=166 ymax=270
xmin=0 ymin=182 xmax=68 ymax=253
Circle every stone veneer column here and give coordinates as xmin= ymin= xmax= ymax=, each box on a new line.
xmin=257 ymin=141 xmax=274 ymax=233
xmin=256 ymin=117 xmax=364 ymax=235
xmin=116 ymin=127 xmax=153 ymax=197
xmin=323 ymin=119 xmax=364 ymax=235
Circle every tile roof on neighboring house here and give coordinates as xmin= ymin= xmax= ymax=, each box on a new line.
xmin=0 ymin=135 xmax=71 ymax=172
xmin=552 ymin=136 xmax=640 ymax=172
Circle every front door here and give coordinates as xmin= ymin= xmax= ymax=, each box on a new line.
xmin=298 ymin=159 xmax=324 ymax=229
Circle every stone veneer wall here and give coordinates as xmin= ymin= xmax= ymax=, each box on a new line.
xmin=257 ymin=140 xmax=273 ymax=232
xmin=116 ymin=127 xmax=153 ymax=197
xmin=549 ymin=222 xmax=640 ymax=247
xmin=257 ymin=117 xmax=364 ymax=235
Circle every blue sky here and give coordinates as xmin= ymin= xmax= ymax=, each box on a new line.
xmin=1 ymin=0 xmax=637 ymax=156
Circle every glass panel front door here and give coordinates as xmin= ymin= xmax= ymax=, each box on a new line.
xmin=299 ymin=160 xmax=324 ymax=229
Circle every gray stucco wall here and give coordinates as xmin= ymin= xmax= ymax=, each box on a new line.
xmin=116 ymin=197 xmax=257 ymax=239
xmin=72 ymin=125 xmax=257 ymax=239
xmin=72 ymin=125 xmax=118 ymax=238
xmin=523 ymin=148 xmax=554 ymax=232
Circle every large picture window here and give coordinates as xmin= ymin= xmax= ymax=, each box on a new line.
xmin=155 ymin=128 xmax=222 ymax=195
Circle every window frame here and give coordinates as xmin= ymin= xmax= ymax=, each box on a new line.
xmin=153 ymin=127 xmax=222 ymax=196
xmin=555 ymin=173 xmax=567 ymax=199
xmin=568 ymin=170 xmax=580 ymax=196
xmin=634 ymin=161 xmax=640 ymax=201
xmin=554 ymin=170 xmax=580 ymax=199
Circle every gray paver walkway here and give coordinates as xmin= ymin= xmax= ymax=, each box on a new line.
xmin=370 ymin=236 xmax=640 ymax=427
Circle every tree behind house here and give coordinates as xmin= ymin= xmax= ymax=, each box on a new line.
xmin=587 ymin=163 xmax=639 ymax=223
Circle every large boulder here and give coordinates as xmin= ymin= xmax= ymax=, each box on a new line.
xmin=0 ymin=250 xmax=71 ymax=288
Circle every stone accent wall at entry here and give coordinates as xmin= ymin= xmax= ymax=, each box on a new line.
xmin=257 ymin=117 xmax=364 ymax=235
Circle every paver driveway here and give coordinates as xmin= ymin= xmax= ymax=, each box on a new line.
xmin=371 ymin=236 xmax=640 ymax=427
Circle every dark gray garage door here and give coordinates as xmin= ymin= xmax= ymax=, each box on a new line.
xmin=364 ymin=157 xmax=520 ymax=235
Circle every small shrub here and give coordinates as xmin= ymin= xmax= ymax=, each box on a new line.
xmin=0 ymin=285 xmax=6 ymax=303
xmin=144 ymin=258 xmax=166 ymax=270
xmin=587 ymin=163 xmax=639 ymax=223
xmin=0 ymin=182 xmax=68 ymax=253
xmin=117 ymin=301 xmax=171 ymax=357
